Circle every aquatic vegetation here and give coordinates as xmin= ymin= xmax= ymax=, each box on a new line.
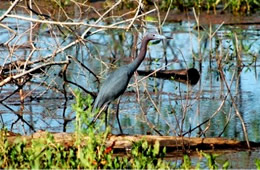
xmin=256 ymin=159 xmax=260 ymax=170
xmin=163 ymin=0 xmax=260 ymax=14
xmin=111 ymin=0 xmax=260 ymax=14
xmin=33 ymin=0 xmax=260 ymax=14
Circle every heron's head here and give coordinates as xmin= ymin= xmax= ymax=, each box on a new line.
xmin=145 ymin=33 xmax=173 ymax=41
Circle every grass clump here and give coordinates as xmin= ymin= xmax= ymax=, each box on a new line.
xmin=0 ymin=132 xmax=78 ymax=169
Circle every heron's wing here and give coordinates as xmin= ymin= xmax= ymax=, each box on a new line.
xmin=93 ymin=66 xmax=131 ymax=109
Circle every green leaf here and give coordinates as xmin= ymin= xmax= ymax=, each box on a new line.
xmin=255 ymin=159 xmax=260 ymax=170
xmin=142 ymin=141 xmax=148 ymax=150
xmin=222 ymin=160 xmax=230 ymax=169
xmin=153 ymin=141 xmax=160 ymax=156
xmin=181 ymin=155 xmax=191 ymax=169
xmin=144 ymin=16 xmax=157 ymax=22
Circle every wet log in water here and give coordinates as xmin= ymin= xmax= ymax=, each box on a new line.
xmin=137 ymin=68 xmax=200 ymax=85
xmin=5 ymin=131 xmax=258 ymax=152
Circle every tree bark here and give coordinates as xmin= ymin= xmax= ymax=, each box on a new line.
xmin=137 ymin=68 xmax=200 ymax=85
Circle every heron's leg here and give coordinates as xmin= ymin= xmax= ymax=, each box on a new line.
xmin=89 ymin=104 xmax=107 ymax=126
xmin=116 ymin=97 xmax=123 ymax=134
xmin=104 ymin=104 xmax=109 ymax=129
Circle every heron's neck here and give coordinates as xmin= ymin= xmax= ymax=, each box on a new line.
xmin=128 ymin=37 xmax=149 ymax=75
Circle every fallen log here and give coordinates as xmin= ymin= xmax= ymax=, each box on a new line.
xmin=137 ymin=68 xmax=200 ymax=85
xmin=4 ymin=131 xmax=259 ymax=152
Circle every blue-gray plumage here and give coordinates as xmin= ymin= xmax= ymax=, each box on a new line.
xmin=91 ymin=33 xmax=170 ymax=132
xmin=93 ymin=65 xmax=131 ymax=110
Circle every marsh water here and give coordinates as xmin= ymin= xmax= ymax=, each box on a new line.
xmin=1 ymin=2 xmax=260 ymax=168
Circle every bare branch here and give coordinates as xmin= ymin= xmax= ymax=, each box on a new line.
xmin=0 ymin=60 xmax=69 ymax=87
xmin=6 ymin=14 xmax=128 ymax=30
xmin=0 ymin=0 xmax=20 ymax=22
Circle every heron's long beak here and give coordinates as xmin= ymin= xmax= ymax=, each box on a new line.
xmin=156 ymin=35 xmax=173 ymax=40
xmin=153 ymin=34 xmax=173 ymax=40
xmin=154 ymin=34 xmax=167 ymax=40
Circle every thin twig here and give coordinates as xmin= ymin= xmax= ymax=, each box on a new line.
xmin=68 ymin=55 xmax=99 ymax=84
xmin=6 ymin=14 xmax=127 ymax=29
xmin=0 ymin=0 xmax=20 ymax=22
xmin=1 ymin=103 xmax=36 ymax=132
xmin=129 ymin=63 xmax=172 ymax=86
xmin=161 ymin=0 xmax=173 ymax=26
xmin=218 ymin=66 xmax=250 ymax=148
xmin=81 ymin=0 xmax=122 ymax=38
xmin=126 ymin=0 xmax=142 ymax=31
xmin=0 ymin=60 xmax=69 ymax=87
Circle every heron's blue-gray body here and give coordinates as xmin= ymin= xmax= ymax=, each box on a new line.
xmin=93 ymin=65 xmax=132 ymax=110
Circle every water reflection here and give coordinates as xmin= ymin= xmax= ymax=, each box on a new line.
xmin=0 ymin=9 xmax=260 ymax=143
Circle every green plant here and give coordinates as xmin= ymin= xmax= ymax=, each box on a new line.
xmin=180 ymin=155 xmax=192 ymax=169
xmin=256 ymin=159 xmax=260 ymax=170
xmin=158 ymin=0 xmax=260 ymax=14
xmin=130 ymin=140 xmax=171 ymax=169
xmin=202 ymin=152 xmax=218 ymax=169
xmin=202 ymin=152 xmax=230 ymax=170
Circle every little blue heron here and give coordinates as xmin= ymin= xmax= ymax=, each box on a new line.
xmin=92 ymin=33 xmax=171 ymax=133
